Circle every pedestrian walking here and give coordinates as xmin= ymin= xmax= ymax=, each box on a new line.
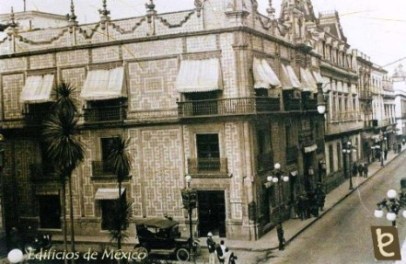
xmin=352 ymin=162 xmax=358 ymax=177
xmin=384 ymin=149 xmax=388 ymax=160
xmin=277 ymin=223 xmax=285 ymax=250
xmin=297 ymin=195 xmax=306 ymax=220
xmin=363 ymin=163 xmax=369 ymax=177
xmin=357 ymin=163 xmax=364 ymax=177
xmin=216 ymin=240 xmax=226 ymax=263
xmin=399 ymin=143 xmax=402 ymax=154
xmin=315 ymin=183 xmax=326 ymax=211
xmin=206 ymin=232 xmax=216 ymax=264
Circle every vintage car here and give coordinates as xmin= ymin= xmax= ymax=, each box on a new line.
xmin=134 ymin=218 xmax=200 ymax=261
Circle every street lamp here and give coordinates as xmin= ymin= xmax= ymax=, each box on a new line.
xmin=181 ymin=174 xmax=197 ymax=257
xmin=267 ymin=162 xmax=295 ymax=250
xmin=374 ymin=189 xmax=406 ymax=227
xmin=316 ymin=83 xmax=327 ymax=115
xmin=342 ymin=141 xmax=356 ymax=190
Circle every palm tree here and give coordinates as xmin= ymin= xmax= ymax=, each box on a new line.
xmin=107 ymin=136 xmax=131 ymax=249
xmin=42 ymin=82 xmax=84 ymax=254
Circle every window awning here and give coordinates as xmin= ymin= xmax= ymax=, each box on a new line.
xmin=300 ymin=68 xmax=317 ymax=93
xmin=312 ymin=71 xmax=324 ymax=84
xmin=253 ymin=57 xmax=281 ymax=89
xmin=95 ymin=188 xmax=126 ymax=200
xmin=281 ymin=65 xmax=301 ymax=90
xmin=80 ymin=67 xmax=126 ymax=101
xmin=20 ymin=74 xmax=55 ymax=104
xmin=176 ymin=58 xmax=223 ymax=93
xmin=304 ymin=144 xmax=318 ymax=153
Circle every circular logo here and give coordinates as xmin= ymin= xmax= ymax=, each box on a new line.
xmin=7 ymin=249 xmax=24 ymax=263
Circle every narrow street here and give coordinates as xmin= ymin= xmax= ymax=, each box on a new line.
xmin=256 ymin=151 xmax=406 ymax=264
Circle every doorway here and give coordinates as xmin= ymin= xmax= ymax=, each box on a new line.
xmin=38 ymin=195 xmax=61 ymax=229
xmin=197 ymin=191 xmax=226 ymax=237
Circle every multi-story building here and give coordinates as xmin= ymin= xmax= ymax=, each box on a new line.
xmin=393 ymin=64 xmax=406 ymax=140
xmin=0 ymin=0 xmax=330 ymax=242
xmin=315 ymin=11 xmax=362 ymax=190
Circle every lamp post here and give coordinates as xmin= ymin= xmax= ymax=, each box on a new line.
xmin=181 ymin=174 xmax=197 ymax=256
xmin=342 ymin=141 xmax=356 ymax=190
xmin=374 ymin=189 xmax=406 ymax=227
xmin=267 ymin=163 xmax=293 ymax=250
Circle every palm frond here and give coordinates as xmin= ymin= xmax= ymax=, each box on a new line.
xmin=108 ymin=137 xmax=131 ymax=182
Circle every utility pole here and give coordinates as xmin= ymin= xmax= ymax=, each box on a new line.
xmin=23 ymin=0 xmax=26 ymax=12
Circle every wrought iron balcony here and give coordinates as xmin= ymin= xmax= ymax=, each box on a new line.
xmin=257 ymin=152 xmax=274 ymax=172
xmin=91 ymin=161 xmax=115 ymax=178
xmin=302 ymin=98 xmax=317 ymax=111
xmin=83 ymin=104 xmax=126 ymax=123
xmin=187 ymin=158 xmax=228 ymax=177
xmin=30 ymin=163 xmax=58 ymax=182
xmin=23 ymin=103 xmax=52 ymax=125
xmin=177 ymin=97 xmax=280 ymax=118
xmin=284 ymin=98 xmax=301 ymax=111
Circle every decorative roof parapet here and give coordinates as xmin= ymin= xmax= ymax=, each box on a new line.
xmin=145 ymin=0 xmax=157 ymax=36
xmin=267 ymin=0 xmax=276 ymax=20
xmin=99 ymin=0 xmax=111 ymax=30
xmin=194 ymin=0 xmax=203 ymax=18
xmin=6 ymin=7 xmax=19 ymax=40
xmin=66 ymin=0 xmax=78 ymax=33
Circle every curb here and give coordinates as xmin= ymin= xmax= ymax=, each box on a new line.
xmin=237 ymin=149 xmax=406 ymax=252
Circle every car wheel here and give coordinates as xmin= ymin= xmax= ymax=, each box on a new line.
xmin=24 ymin=244 xmax=36 ymax=255
xmin=176 ymin=247 xmax=190 ymax=261
xmin=134 ymin=246 xmax=149 ymax=260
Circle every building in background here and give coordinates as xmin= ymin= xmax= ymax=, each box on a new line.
xmin=0 ymin=0 xmax=392 ymax=244
xmin=393 ymin=64 xmax=406 ymax=141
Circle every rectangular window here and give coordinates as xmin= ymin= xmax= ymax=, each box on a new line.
xmin=38 ymin=195 xmax=61 ymax=229
xmin=196 ymin=134 xmax=220 ymax=171
xmin=100 ymin=137 xmax=119 ymax=173
xmin=337 ymin=143 xmax=342 ymax=169
xmin=101 ymin=194 xmax=127 ymax=231
xmin=329 ymin=145 xmax=334 ymax=173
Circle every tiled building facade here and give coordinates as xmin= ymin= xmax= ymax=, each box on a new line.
xmin=0 ymin=0 xmax=390 ymax=243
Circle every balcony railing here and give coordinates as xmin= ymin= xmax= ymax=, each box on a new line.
xmin=84 ymin=105 xmax=126 ymax=123
xmin=187 ymin=158 xmax=228 ymax=176
xmin=302 ymin=98 xmax=317 ymax=111
xmin=23 ymin=103 xmax=52 ymax=125
xmin=330 ymin=111 xmax=360 ymax=122
xmin=257 ymin=152 xmax=274 ymax=172
xmin=284 ymin=98 xmax=301 ymax=111
xmin=92 ymin=161 xmax=115 ymax=178
xmin=177 ymin=97 xmax=280 ymax=118
xmin=30 ymin=163 xmax=58 ymax=182
xmin=286 ymin=146 xmax=298 ymax=164
xmin=359 ymin=91 xmax=372 ymax=100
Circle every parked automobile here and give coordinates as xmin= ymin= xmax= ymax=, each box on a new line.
xmin=134 ymin=218 xmax=200 ymax=261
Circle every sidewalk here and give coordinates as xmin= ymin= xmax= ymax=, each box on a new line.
xmin=222 ymin=145 xmax=406 ymax=252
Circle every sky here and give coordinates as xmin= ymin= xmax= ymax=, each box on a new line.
xmin=1 ymin=0 xmax=406 ymax=74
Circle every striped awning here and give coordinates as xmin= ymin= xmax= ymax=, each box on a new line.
xmin=80 ymin=67 xmax=126 ymax=101
xmin=176 ymin=58 xmax=223 ymax=93
xmin=95 ymin=188 xmax=126 ymax=200
xmin=300 ymin=68 xmax=317 ymax=93
xmin=20 ymin=74 xmax=55 ymax=104
xmin=312 ymin=71 xmax=324 ymax=84
xmin=281 ymin=65 xmax=301 ymax=90
xmin=253 ymin=57 xmax=281 ymax=89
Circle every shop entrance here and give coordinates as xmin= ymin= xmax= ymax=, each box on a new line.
xmin=197 ymin=191 xmax=226 ymax=237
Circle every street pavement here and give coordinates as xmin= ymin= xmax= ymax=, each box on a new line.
xmin=0 ymin=146 xmax=406 ymax=264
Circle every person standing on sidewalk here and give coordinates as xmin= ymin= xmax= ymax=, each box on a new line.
xmin=206 ymin=232 xmax=216 ymax=264
xmin=363 ymin=163 xmax=369 ymax=177
xmin=352 ymin=162 xmax=358 ymax=177
xmin=384 ymin=148 xmax=388 ymax=160
xmin=277 ymin=224 xmax=285 ymax=250
xmin=357 ymin=163 xmax=364 ymax=177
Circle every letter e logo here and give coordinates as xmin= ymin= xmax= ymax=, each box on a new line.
xmin=371 ymin=226 xmax=401 ymax=260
